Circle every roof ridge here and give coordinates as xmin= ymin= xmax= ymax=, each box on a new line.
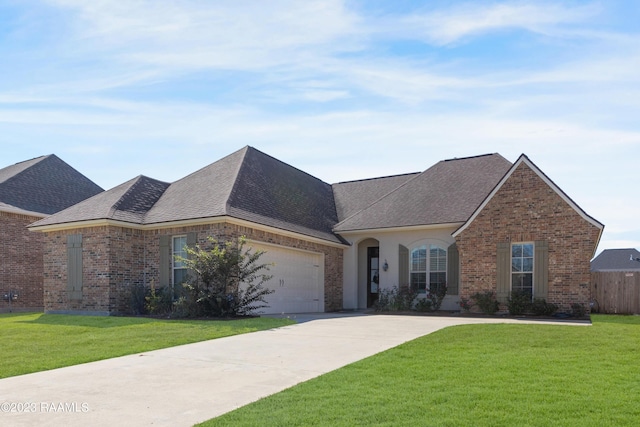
xmin=443 ymin=153 xmax=499 ymax=162
xmin=334 ymin=172 xmax=421 ymax=185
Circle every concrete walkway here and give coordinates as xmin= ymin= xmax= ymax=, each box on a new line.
xmin=0 ymin=313 xmax=588 ymax=427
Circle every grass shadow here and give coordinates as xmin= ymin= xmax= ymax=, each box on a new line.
xmin=20 ymin=314 xmax=162 ymax=328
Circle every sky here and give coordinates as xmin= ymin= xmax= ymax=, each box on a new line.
xmin=0 ymin=0 xmax=638 ymax=255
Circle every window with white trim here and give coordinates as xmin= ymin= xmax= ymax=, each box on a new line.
xmin=511 ymin=243 xmax=534 ymax=298
xmin=172 ymin=235 xmax=188 ymax=286
xmin=410 ymin=245 xmax=447 ymax=294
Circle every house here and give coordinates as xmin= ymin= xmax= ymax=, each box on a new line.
xmin=29 ymin=147 xmax=603 ymax=315
xmin=0 ymin=155 xmax=103 ymax=312
xmin=590 ymin=248 xmax=640 ymax=314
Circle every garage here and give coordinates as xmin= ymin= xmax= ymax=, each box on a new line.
xmin=248 ymin=242 xmax=324 ymax=314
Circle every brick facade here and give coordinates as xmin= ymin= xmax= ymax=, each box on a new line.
xmin=43 ymin=222 xmax=344 ymax=314
xmin=0 ymin=212 xmax=44 ymax=312
xmin=455 ymin=162 xmax=601 ymax=313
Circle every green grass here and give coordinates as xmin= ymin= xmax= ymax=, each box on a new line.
xmin=0 ymin=312 xmax=294 ymax=379
xmin=200 ymin=315 xmax=640 ymax=427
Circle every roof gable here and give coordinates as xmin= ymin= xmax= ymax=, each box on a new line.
xmin=334 ymin=154 xmax=512 ymax=232
xmin=0 ymin=155 xmax=103 ymax=215
xmin=591 ymin=248 xmax=640 ymax=271
xmin=452 ymin=154 xmax=604 ymax=239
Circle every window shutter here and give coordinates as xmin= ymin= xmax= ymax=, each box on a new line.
xmin=496 ymin=242 xmax=510 ymax=303
xmin=447 ymin=243 xmax=459 ymax=295
xmin=534 ymin=240 xmax=549 ymax=300
xmin=398 ymin=245 xmax=409 ymax=286
xmin=159 ymin=236 xmax=171 ymax=287
xmin=67 ymin=234 xmax=83 ymax=300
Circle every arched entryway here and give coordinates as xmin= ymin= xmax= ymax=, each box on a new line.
xmin=358 ymin=238 xmax=380 ymax=308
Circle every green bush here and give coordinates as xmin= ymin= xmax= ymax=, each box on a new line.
xmin=531 ymin=298 xmax=558 ymax=316
xmin=145 ymin=284 xmax=173 ymax=315
xmin=571 ymin=303 xmax=587 ymax=318
xmin=471 ymin=291 xmax=500 ymax=314
xmin=374 ymin=285 xmax=417 ymax=312
xmin=414 ymin=298 xmax=433 ymax=312
xmin=179 ymin=236 xmax=274 ymax=317
xmin=507 ymin=291 xmax=531 ymax=316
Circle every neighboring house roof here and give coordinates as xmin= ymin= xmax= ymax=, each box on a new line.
xmin=452 ymin=154 xmax=604 ymax=255
xmin=332 ymin=173 xmax=420 ymax=222
xmin=31 ymin=147 xmax=344 ymax=244
xmin=333 ymin=154 xmax=512 ymax=232
xmin=0 ymin=154 xmax=104 ymax=215
xmin=591 ymin=248 xmax=640 ymax=271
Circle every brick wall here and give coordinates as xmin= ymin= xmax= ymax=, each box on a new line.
xmin=0 ymin=212 xmax=44 ymax=312
xmin=455 ymin=162 xmax=601 ymax=313
xmin=43 ymin=222 xmax=344 ymax=314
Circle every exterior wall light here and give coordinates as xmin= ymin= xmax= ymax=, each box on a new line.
xmin=383 ymin=260 xmax=389 ymax=271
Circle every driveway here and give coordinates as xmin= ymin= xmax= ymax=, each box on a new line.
xmin=0 ymin=313 xmax=588 ymax=427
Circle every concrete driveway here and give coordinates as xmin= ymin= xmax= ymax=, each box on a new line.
xmin=0 ymin=313 xmax=588 ymax=427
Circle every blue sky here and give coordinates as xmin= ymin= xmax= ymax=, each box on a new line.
xmin=1 ymin=0 xmax=638 ymax=255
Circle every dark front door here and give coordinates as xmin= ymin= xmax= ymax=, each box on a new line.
xmin=367 ymin=247 xmax=380 ymax=308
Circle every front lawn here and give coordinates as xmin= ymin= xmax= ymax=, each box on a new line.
xmin=201 ymin=315 xmax=640 ymax=426
xmin=0 ymin=312 xmax=294 ymax=379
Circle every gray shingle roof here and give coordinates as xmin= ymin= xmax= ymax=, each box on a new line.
xmin=30 ymin=149 xmax=517 ymax=243
xmin=32 ymin=147 xmax=343 ymax=244
xmin=332 ymin=173 xmax=420 ymax=222
xmin=0 ymin=155 xmax=104 ymax=215
xmin=333 ymin=154 xmax=512 ymax=232
xmin=30 ymin=176 xmax=168 ymax=226
xmin=591 ymin=249 xmax=640 ymax=271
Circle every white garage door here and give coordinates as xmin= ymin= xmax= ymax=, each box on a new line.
xmin=248 ymin=242 xmax=324 ymax=314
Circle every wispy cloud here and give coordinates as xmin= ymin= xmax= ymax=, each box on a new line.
xmin=398 ymin=1 xmax=600 ymax=46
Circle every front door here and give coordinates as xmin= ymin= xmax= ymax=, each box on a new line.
xmin=367 ymin=247 xmax=380 ymax=308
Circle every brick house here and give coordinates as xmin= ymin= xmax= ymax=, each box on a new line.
xmin=0 ymin=155 xmax=103 ymax=312
xmin=29 ymin=147 xmax=603 ymax=315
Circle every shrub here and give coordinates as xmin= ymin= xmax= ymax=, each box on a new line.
xmin=374 ymin=285 xmax=417 ymax=312
xmin=471 ymin=291 xmax=500 ymax=314
xmin=179 ymin=236 xmax=274 ymax=317
xmin=145 ymin=284 xmax=173 ymax=315
xmin=425 ymin=283 xmax=447 ymax=312
xmin=414 ymin=298 xmax=433 ymax=312
xmin=507 ymin=291 xmax=531 ymax=316
xmin=458 ymin=298 xmax=473 ymax=312
xmin=571 ymin=303 xmax=587 ymax=318
xmin=531 ymin=298 xmax=558 ymax=316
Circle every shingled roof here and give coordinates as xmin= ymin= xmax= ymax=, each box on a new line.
xmin=30 ymin=149 xmax=523 ymax=243
xmin=332 ymin=173 xmax=420 ymax=222
xmin=31 ymin=147 xmax=343 ymax=244
xmin=0 ymin=155 xmax=103 ymax=215
xmin=591 ymin=248 xmax=640 ymax=271
xmin=333 ymin=154 xmax=512 ymax=232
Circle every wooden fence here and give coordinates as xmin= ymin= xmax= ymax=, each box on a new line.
xmin=591 ymin=271 xmax=640 ymax=314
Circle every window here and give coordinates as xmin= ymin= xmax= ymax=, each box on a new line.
xmin=173 ymin=235 xmax=188 ymax=286
xmin=410 ymin=245 xmax=447 ymax=294
xmin=512 ymin=243 xmax=534 ymax=298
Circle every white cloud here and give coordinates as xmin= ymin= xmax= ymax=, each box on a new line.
xmin=44 ymin=0 xmax=361 ymax=70
xmin=400 ymin=2 xmax=599 ymax=46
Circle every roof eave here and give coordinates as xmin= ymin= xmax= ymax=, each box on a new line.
xmin=335 ymin=222 xmax=465 ymax=235
xmin=1 ymin=205 xmax=47 ymax=218
xmin=29 ymin=215 xmax=349 ymax=249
